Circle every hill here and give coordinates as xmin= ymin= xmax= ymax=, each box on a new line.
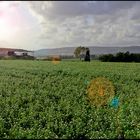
xmin=34 ymin=46 xmax=140 ymax=57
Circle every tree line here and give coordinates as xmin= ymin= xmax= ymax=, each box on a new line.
xmin=99 ymin=51 xmax=140 ymax=62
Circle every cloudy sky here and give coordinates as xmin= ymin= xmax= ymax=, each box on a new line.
xmin=0 ymin=1 xmax=140 ymax=50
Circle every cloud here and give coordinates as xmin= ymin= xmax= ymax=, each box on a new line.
xmin=0 ymin=1 xmax=20 ymax=9
xmin=24 ymin=1 xmax=140 ymax=46
xmin=15 ymin=1 xmax=140 ymax=48
xmin=26 ymin=1 xmax=137 ymax=20
xmin=2 ymin=1 xmax=140 ymax=49
xmin=0 ymin=11 xmax=3 ymax=16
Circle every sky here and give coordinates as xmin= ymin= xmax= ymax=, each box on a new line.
xmin=0 ymin=1 xmax=140 ymax=50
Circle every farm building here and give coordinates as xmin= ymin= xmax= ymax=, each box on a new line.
xmin=0 ymin=48 xmax=34 ymax=57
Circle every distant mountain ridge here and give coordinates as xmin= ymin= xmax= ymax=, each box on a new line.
xmin=34 ymin=46 xmax=140 ymax=57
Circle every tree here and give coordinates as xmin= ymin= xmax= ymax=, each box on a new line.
xmin=84 ymin=48 xmax=90 ymax=62
xmin=74 ymin=46 xmax=82 ymax=58
xmin=99 ymin=51 xmax=140 ymax=62
xmin=74 ymin=46 xmax=89 ymax=60
xmin=81 ymin=47 xmax=86 ymax=53
xmin=116 ymin=52 xmax=125 ymax=62
xmin=80 ymin=47 xmax=86 ymax=61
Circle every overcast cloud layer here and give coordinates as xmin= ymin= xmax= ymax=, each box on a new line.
xmin=0 ymin=1 xmax=140 ymax=50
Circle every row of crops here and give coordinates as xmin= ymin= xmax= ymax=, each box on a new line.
xmin=0 ymin=60 xmax=140 ymax=139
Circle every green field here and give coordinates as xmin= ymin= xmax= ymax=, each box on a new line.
xmin=0 ymin=60 xmax=140 ymax=139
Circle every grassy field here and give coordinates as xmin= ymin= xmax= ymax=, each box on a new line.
xmin=0 ymin=60 xmax=140 ymax=139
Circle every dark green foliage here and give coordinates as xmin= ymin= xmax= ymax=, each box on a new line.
xmin=99 ymin=51 xmax=140 ymax=62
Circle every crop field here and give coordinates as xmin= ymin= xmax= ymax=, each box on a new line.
xmin=0 ymin=60 xmax=140 ymax=139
